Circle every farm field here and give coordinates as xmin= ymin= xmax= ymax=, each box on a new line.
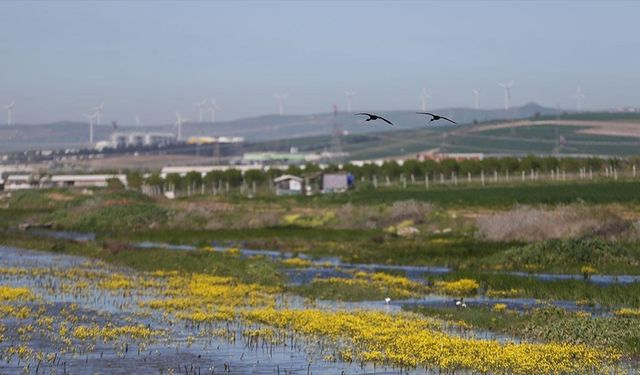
xmin=273 ymin=113 xmax=640 ymax=160
xmin=1 ymin=182 xmax=640 ymax=373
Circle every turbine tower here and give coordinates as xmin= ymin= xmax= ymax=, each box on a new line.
xmin=135 ymin=115 xmax=142 ymax=127
xmin=473 ymin=89 xmax=481 ymax=110
xmin=207 ymin=98 xmax=221 ymax=122
xmin=5 ymin=101 xmax=15 ymax=126
xmin=574 ymin=86 xmax=586 ymax=111
xmin=275 ymin=94 xmax=289 ymax=116
xmin=331 ymin=104 xmax=342 ymax=156
xmin=498 ymin=81 xmax=515 ymax=111
xmin=175 ymin=112 xmax=188 ymax=140
xmin=83 ymin=112 xmax=97 ymax=144
xmin=90 ymin=103 xmax=104 ymax=126
xmin=345 ymin=91 xmax=355 ymax=113
xmin=195 ymin=99 xmax=208 ymax=122
xmin=419 ymin=88 xmax=431 ymax=112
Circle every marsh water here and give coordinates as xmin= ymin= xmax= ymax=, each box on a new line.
xmin=0 ymin=246 xmax=396 ymax=374
xmin=2 ymin=245 xmax=512 ymax=374
xmin=7 ymin=229 xmax=638 ymax=373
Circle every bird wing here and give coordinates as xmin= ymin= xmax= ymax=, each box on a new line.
xmin=378 ymin=116 xmax=394 ymax=125
xmin=416 ymin=112 xmax=436 ymax=117
xmin=355 ymin=112 xmax=373 ymax=117
xmin=442 ymin=116 xmax=457 ymax=124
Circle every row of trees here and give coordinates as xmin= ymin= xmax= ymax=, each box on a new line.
xmin=124 ymin=155 xmax=640 ymax=190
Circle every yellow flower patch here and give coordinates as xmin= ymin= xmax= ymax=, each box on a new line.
xmin=434 ymin=279 xmax=479 ymax=296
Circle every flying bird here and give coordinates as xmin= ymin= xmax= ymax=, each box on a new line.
xmin=416 ymin=112 xmax=457 ymax=125
xmin=355 ymin=112 xmax=393 ymax=125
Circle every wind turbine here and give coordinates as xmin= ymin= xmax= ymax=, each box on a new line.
xmin=207 ymin=98 xmax=221 ymax=122
xmin=473 ymin=89 xmax=481 ymax=110
xmin=90 ymin=103 xmax=104 ymax=126
xmin=5 ymin=101 xmax=14 ymax=126
xmin=345 ymin=91 xmax=356 ymax=113
xmin=174 ymin=112 xmax=188 ymax=140
xmin=195 ymin=99 xmax=208 ymax=122
xmin=134 ymin=115 xmax=143 ymax=126
xmin=275 ymin=94 xmax=289 ymax=116
xmin=498 ymin=81 xmax=515 ymax=111
xmin=574 ymin=86 xmax=586 ymax=111
xmin=419 ymin=88 xmax=431 ymax=112
xmin=83 ymin=112 xmax=97 ymax=144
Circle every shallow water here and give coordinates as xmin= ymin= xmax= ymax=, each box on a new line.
xmin=4 ymin=235 xmax=639 ymax=373
xmin=23 ymin=228 xmax=97 ymax=242
xmin=0 ymin=245 xmax=467 ymax=374
xmin=34 ymin=230 xmax=638 ymax=286
xmin=506 ymin=271 xmax=640 ymax=285
xmin=209 ymin=243 xmax=640 ymax=286
xmin=398 ymin=295 xmax=610 ymax=315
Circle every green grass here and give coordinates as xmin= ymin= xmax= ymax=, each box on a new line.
xmin=434 ymin=271 xmax=640 ymax=308
xmin=480 ymin=237 xmax=640 ymax=274
xmin=214 ymin=180 xmax=640 ymax=208
xmin=125 ymin=228 xmax=519 ymax=268
xmin=410 ymin=306 xmax=640 ymax=357
xmin=125 ymin=227 xmax=378 ymax=247
xmin=478 ymin=124 xmax=634 ymax=143
xmin=292 ymin=279 xmax=403 ymax=302
xmin=302 ymin=235 xmax=518 ymax=268
xmin=303 ymin=181 xmax=640 ymax=207
xmin=4 ymin=189 xmax=79 ymax=210
xmin=0 ymin=235 xmax=282 ymax=286
xmin=46 ymin=190 xmax=168 ymax=232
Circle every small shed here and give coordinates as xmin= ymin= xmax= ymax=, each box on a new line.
xmin=273 ymin=175 xmax=304 ymax=196
xmin=321 ymin=172 xmax=354 ymax=193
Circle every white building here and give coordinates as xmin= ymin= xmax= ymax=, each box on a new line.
xmin=48 ymin=174 xmax=127 ymax=188
xmin=4 ymin=175 xmax=38 ymax=190
xmin=3 ymin=174 xmax=127 ymax=190
xmin=97 ymin=132 xmax=177 ymax=150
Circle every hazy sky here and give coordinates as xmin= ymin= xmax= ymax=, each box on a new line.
xmin=1 ymin=1 xmax=639 ymax=124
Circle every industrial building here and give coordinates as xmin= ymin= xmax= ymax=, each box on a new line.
xmin=2 ymin=174 xmax=127 ymax=190
xmin=95 ymin=132 xmax=177 ymax=151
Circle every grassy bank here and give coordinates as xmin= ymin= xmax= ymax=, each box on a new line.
xmin=410 ymin=305 xmax=640 ymax=357
xmin=434 ymin=271 xmax=640 ymax=308
xmin=125 ymin=228 xmax=519 ymax=268
xmin=0 ymin=235 xmax=282 ymax=286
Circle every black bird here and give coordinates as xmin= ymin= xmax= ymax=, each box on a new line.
xmin=355 ymin=112 xmax=393 ymax=125
xmin=416 ymin=112 xmax=457 ymax=124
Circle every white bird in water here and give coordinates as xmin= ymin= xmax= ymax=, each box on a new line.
xmin=384 ymin=297 xmax=391 ymax=304
xmin=455 ymin=298 xmax=467 ymax=308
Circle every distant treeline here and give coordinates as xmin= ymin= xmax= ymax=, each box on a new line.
xmin=125 ymin=155 xmax=640 ymax=190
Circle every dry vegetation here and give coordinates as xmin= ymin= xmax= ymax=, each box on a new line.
xmin=166 ymin=198 xmax=437 ymax=231
xmin=475 ymin=205 xmax=632 ymax=242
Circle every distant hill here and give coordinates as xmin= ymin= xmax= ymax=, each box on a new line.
xmin=268 ymin=111 xmax=640 ymax=160
xmin=0 ymin=103 xmax=562 ymax=153
xmin=185 ymin=102 xmax=562 ymax=141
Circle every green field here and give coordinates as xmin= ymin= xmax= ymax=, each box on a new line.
xmin=268 ymin=112 xmax=640 ymax=159
xmin=307 ymin=180 xmax=640 ymax=207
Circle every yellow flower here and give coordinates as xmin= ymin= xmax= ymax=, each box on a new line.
xmin=492 ymin=303 xmax=508 ymax=313
xmin=434 ymin=279 xmax=479 ymax=296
